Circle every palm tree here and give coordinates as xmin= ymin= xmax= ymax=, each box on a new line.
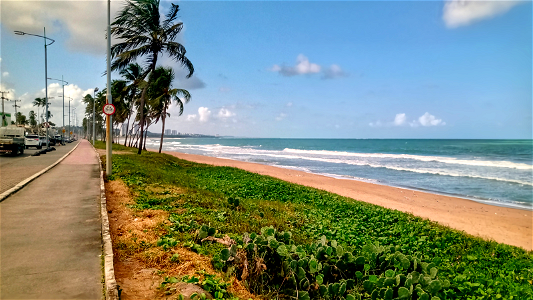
xmin=15 ymin=112 xmax=29 ymax=125
xmin=119 ymin=63 xmax=144 ymax=146
xmin=148 ymin=66 xmax=190 ymax=153
xmin=110 ymin=79 xmax=129 ymax=140
xmin=32 ymin=97 xmax=46 ymax=124
xmin=29 ymin=110 xmax=37 ymax=132
xmin=111 ymin=0 xmax=194 ymax=154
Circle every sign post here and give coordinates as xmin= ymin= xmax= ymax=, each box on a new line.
xmin=103 ymin=103 xmax=116 ymax=116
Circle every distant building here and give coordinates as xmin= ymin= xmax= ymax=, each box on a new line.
xmin=165 ymin=129 xmax=172 ymax=135
xmin=171 ymin=130 xmax=177 ymax=135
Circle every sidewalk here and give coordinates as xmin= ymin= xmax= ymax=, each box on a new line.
xmin=1 ymin=139 xmax=102 ymax=299
xmin=0 ymin=141 xmax=78 ymax=194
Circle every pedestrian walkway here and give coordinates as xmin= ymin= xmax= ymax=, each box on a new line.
xmin=0 ymin=141 xmax=78 ymax=194
xmin=1 ymin=139 xmax=102 ymax=299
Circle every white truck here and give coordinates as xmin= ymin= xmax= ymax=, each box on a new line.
xmin=0 ymin=125 xmax=26 ymax=155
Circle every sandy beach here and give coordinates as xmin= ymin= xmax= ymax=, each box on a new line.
xmin=161 ymin=150 xmax=533 ymax=251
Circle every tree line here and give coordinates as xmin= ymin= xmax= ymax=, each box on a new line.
xmin=83 ymin=0 xmax=194 ymax=154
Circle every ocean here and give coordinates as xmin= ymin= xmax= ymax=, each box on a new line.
xmin=144 ymin=138 xmax=533 ymax=210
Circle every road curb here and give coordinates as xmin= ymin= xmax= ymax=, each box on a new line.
xmin=91 ymin=144 xmax=119 ymax=300
xmin=0 ymin=142 xmax=80 ymax=202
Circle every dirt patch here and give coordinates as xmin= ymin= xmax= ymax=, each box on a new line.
xmin=105 ymin=179 xmax=256 ymax=300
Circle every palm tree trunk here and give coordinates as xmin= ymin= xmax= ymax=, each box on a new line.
xmin=137 ymin=88 xmax=147 ymax=154
xmin=137 ymin=56 xmax=158 ymax=154
xmin=124 ymin=109 xmax=133 ymax=146
xmin=159 ymin=111 xmax=166 ymax=153
xmin=143 ymin=121 xmax=150 ymax=151
xmin=130 ymin=124 xmax=139 ymax=147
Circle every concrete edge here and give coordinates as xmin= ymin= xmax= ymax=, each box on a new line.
xmin=0 ymin=141 xmax=81 ymax=202
xmin=91 ymin=143 xmax=119 ymax=300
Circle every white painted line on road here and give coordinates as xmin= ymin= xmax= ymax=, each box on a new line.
xmin=0 ymin=143 xmax=80 ymax=202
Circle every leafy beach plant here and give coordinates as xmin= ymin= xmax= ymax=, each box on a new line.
xmin=99 ymin=146 xmax=533 ymax=300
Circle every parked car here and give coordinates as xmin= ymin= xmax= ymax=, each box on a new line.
xmin=25 ymin=134 xmax=42 ymax=149
xmin=53 ymin=135 xmax=62 ymax=144
xmin=39 ymin=136 xmax=55 ymax=147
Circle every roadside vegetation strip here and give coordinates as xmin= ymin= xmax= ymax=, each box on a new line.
xmin=95 ymin=143 xmax=533 ymax=300
xmin=0 ymin=142 xmax=80 ymax=202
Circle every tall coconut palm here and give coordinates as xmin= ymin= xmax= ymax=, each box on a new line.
xmin=32 ymin=97 xmax=46 ymax=124
xmin=148 ymin=66 xmax=190 ymax=153
xmin=29 ymin=110 xmax=37 ymax=132
xmin=111 ymin=0 xmax=194 ymax=154
xmin=119 ymin=63 xmax=144 ymax=146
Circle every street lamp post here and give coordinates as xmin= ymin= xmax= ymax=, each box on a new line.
xmin=48 ymin=76 xmax=67 ymax=144
xmin=14 ymin=28 xmax=55 ymax=149
xmin=68 ymin=97 xmax=71 ymax=139
xmin=72 ymin=107 xmax=77 ymax=138
xmin=93 ymin=88 xmax=98 ymax=144
xmin=106 ymin=0 xmax=113 ymax=175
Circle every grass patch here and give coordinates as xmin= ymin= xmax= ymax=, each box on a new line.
xmin=98 ymin=143 xmax=533 ymax=300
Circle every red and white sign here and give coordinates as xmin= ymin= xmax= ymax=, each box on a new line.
xmin=103 ymin=103 xmax=116 ymax=116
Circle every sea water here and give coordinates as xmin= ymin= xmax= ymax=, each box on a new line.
xmin=145 ymin=138 xmax=533 ymax=209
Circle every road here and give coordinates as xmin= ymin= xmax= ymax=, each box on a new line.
xmin=0 ymin=141 xmax=79 ymax=194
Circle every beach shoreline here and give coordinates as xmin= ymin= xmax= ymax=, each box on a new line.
xmin=160 ymin=150 xmax=532 ymax=251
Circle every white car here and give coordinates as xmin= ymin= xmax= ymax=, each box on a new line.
xmin=25 ymin=134 xmax=42 ymax=149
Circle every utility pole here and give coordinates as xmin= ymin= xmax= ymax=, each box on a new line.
xmin=12 ymin=99 xmax=21 ymax=125
xmin=93 ymin=88 xmax=98 ymax=145
xmin=72 ymin=107 xmax=76 ymax=138
xmin=0 ymin=91 xmax=9 ymax=127
xmin=48 ymin=76 xmax=67 ymax=143
xmin=106 ymin=0 xmax=113 ymax=175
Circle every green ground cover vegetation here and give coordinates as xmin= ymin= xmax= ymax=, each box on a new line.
xmin=95 ymin=142 xmax=532 ymax=300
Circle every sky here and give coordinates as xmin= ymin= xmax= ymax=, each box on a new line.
xmin=0 ymin=0 xmax=531 ymax=139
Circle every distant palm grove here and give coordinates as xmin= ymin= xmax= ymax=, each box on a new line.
xmin=82 ymin=0 xmax=193 ymax=154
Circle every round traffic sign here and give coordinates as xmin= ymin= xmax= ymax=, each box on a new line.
xmin=103 ymin=103 xmax=116 ymax=115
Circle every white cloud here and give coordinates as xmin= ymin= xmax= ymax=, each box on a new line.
xmin=322 ymin=64 xmax=348 ymax=79
xmin=271 ymin=55 xmax=348 ymax=80
xmin=186 ymin=114 xmax=197 ymax=121
xmin=443 ymin=0 xmax=521 ymax=28
xmin=198 ymin=107 xmax=211 ymax=123
xmin=369 ymin=121 xmax=382 ymax=127
xmin=218 ymin=108 xmax=235 ymax=118
xmin=394 ymin=113 xmax=406 ymax=126
xmin=174 ymin=68 xmax=206 ymax=90
xmin=45 ymin=83 xmax=93 ymax=104
xmin=418 ymin=112 xmax=446 ymax=126
xmin=270 ymin=54 xmax=321 ymax=77
xmin=2 ymin=72 xmax=9 ymax=77
xmin=409 ymin=120 xmax=420 ymax=128
xmin=286 ymin=102 xmax=293 ymax=107
xmin=370 ymin=112 xmax=445 ymax=128
xmin=275 ymin=113 xmax=287 ymax=121
xmin=3 ymin=0 xmax=124 ymax=55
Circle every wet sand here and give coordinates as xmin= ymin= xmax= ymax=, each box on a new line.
xmin=162 ymin=151 xmax=532 ymax=251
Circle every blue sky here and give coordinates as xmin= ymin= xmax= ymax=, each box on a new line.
xmin=1 ymin=0 xmax=531 ymax=138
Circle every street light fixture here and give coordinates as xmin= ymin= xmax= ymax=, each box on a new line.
xmin=14 ymin=28 xmax=55 ymax=149
xmin=48 ymin=76 xmax=68 ymax=144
